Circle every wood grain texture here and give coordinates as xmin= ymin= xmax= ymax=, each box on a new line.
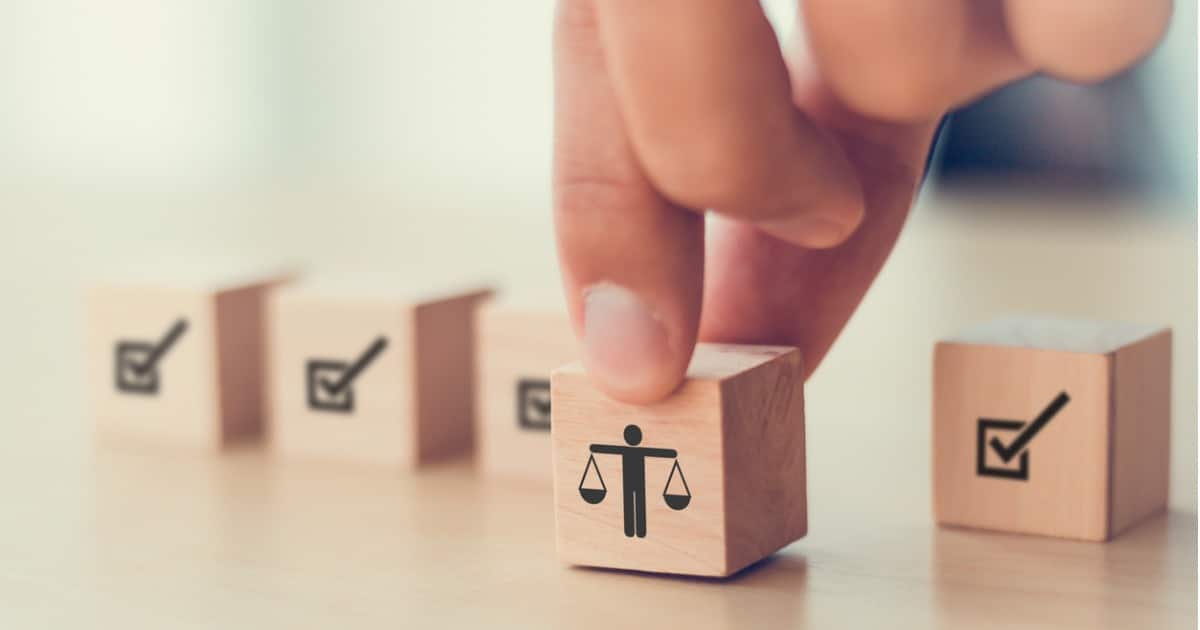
xmin=720 ymin=347 xmax=807 ymax=573
xmin=552 ymin=344 xmax=806 ymax=577
xmin=474 ymin=303 xmax=576 ymax=482
xmin=934 ymin=318 xmax=1171 ymax=542
xmin=268 ymin=285 xmax=488 ymax=469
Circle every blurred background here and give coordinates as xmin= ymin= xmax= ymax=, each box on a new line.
xmin=0 ymin=0 xmax=1195 ymax=520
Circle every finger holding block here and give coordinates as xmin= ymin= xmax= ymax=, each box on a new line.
xmin=552 ymin=344 xmax=807 ymax=577
xmin=934 ymin=316 xmax=1172 ymax=541
xmin=86 ymin=264 xmax=294 ymax=449
xmin=268 ymin=280 xmax=490 ymax=469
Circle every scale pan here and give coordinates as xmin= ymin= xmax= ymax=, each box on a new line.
xmin=664 ymin=494 xmax=690 ymax=510
xmin=580 ymin=488 xmax=606 ymax=504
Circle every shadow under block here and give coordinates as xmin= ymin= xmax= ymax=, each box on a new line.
xmin=552 ymin=344 xmax=807 ymax=577
xmin=268 ymin=285 xmax=490 ymax=469
xmin=933 ymin=317 xmax=1171 ymax=542
xmin=86 ymin=272 xmax=291 ymax=449
xmin=475 ymin=304 xmax=576 ymax=482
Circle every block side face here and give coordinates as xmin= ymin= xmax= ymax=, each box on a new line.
xmin=268 ymin=295 xmax=414 ymax=468
xmin=551 ymin=372 xmax=726 ymax=576
xmin=475 ymin=308 xmax=575 ymax=482
xmin=213 ymin=280 xmax=283 ymax=445
xmin=413 ymin=295 xmax=485 ymax=464
xmin=934 ymin=342 xmax=1111 ymax=541
xmin=87 ymin=285 xmax=220 ymax=448
xmin=720 ymin=349 xmax=806 ymax=575
xmin=1109 ymin=330 xmax=1172 ymax=535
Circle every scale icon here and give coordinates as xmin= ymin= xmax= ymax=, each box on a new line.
xmin=578 ymin=424 xmax=692 ymax=538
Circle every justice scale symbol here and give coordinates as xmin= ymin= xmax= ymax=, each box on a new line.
xmin=578 ymin=424 xmax=691 ymax=538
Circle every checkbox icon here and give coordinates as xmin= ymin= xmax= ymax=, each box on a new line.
xmin=114 ymin=318 xmax=189 ymax=395
xmin=306 ymin=336 xmax=388 ymax=413
xmin=976 ymin=391 xmax=1070 ymax=481
xmin=517 ymin=378 xmax=551 ymax=430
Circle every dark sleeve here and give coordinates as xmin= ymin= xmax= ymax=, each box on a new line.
xmin=642 ymin=448 xmax=677 ymax=458
xmin=590 ymin=444 xmax=624 ymax=454
xmin=922 ymin=114 xmax=950 ymax=184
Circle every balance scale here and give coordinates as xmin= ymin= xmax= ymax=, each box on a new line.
xmin=578 ymin=454 xmax=692 ymax=510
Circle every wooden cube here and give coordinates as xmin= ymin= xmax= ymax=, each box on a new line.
xmin=475 ymin=302 xmax=576 ymax=483
xmin=552 ymin=343 xmax=807 ymax=577
xmin=268 ymin=281 xmax=490 ymax=469
xmin=934 ymin=317 xmax=1171 ymax=541
xmin=86 ymin=266 xmax=293 ymax=449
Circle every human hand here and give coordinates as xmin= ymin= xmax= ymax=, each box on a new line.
xmin=553 ymin=0 xmax=1171 ymax=403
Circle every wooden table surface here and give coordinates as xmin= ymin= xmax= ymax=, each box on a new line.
xmin=0 ymin=439 xmax=1193 ymax=629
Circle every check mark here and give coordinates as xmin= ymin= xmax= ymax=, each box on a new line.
xmin=988 ymin=391 xmax=1070 ymax=463
xmin=318 ymin=337 xmax=388 ymax=395
xmin=529 ymin=395 xmax=551 ymax=416
xmin=128 ymin=319 xmax=188 ymax=375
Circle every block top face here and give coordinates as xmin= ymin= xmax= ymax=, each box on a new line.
xmin=555 ymin=343 xmax=798 ymax=384
xmin=273 ymin=274 xmax=491 ymax=308
xmin=944 ymin=316 xmax=1166 ymax=354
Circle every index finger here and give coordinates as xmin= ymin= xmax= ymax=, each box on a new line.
xmin=592 ymin=0 xmax=866 ymax=248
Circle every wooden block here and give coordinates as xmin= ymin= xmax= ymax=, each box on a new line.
xmin=86 ymin=264 xmax=293 ymax=449
xmin=934 ymin=316 xmax=1171 ymax=541
xmin=475 ymin=302 xmax=576 ymax=483
xmin=552 ymin=343 xmax=807 ymax=577
xmin=268 ymin=280 xmax=491 ymax=469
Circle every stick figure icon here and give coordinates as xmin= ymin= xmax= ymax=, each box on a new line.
xmin=578 ymin=424 xmax=691 ymax=538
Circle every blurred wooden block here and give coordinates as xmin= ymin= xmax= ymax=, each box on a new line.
xmin=268 ymin=280 xmax=490 ymax=469
xmin=475 ymin=302 xmax=576 ymax=483
xmin=86 ymin=265 xmax=293 ymax=449
xmin=934 ymin=317 xmax=1171 ymax=541
xmin=552 ymin=344 xmax=807 ymax=577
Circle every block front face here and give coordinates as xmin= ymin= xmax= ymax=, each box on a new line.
xmin=476 ymin=307 xmax=575 ymax=482
xmin=552 ymin=344 xmax=804 ymax=577
xmin=87 ymin=286 xmax=219 ymax=447
xmin=553 ymin=372 xmax=726 ymax=575
xmin=934 ymin=343 xmax=1112 ymax=540
xmin=269 ymin=295 xmax=414 ymax=468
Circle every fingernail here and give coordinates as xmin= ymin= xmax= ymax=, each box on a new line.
xmin=582 ymin=282 xmax=672 ymax=398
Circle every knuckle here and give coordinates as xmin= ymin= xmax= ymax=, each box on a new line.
xmin=806 ymin=0 xmax=963 ymax=121
xmin=554 ymin=170 xmax=650 ymax=217
xmin=1006 ymin=0 xmax=1172 ymax=82
xmin=824 ymin=55 xmax=955 ymax=122
xmin=640 ymin=140 xmax=771 ymax=213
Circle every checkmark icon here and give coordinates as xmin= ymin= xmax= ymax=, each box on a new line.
xmin=114 ymin=318 xmax=189 ymax=395
xmin=989 ymin=392 xmax=1070 ymax=462
xmin=976 ymin=391 xmax=1070 ymax=481
xmin=517 ymin=378 xmax=551 ymax=430
xmin=305 ymin=336 xmax=388 ymax=413
xmin=129 ymin=319 xmax=189 ymax=375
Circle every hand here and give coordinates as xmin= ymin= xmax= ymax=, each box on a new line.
xmin=553 ymin=0 xmax=1171 ymax=403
